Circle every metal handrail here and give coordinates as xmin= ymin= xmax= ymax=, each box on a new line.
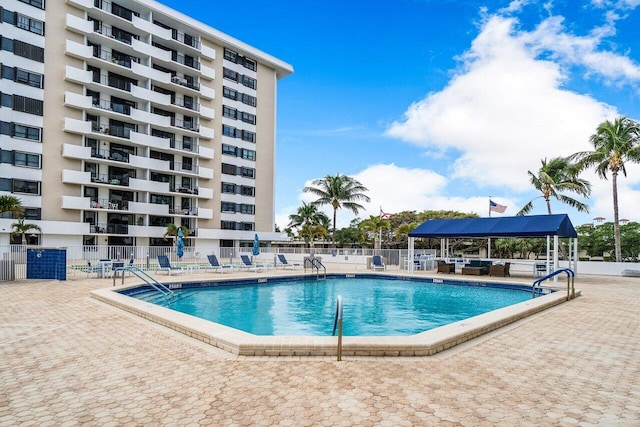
xmin=332 ymin=295 xmax=344 ymax=361
xmin=113 ymin=266 xmax=175 ymax=300
xmin=532 ymin=268 xmax=575 ymax=301
xmin=304 ymin=258 xmax=326 ymax=279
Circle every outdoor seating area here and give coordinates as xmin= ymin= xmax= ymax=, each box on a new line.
xmin=461 ymin=260 xmax=492 ymax=275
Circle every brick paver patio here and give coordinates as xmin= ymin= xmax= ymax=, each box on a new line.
xmin=1 ymin=271 xmax=639 ymax=426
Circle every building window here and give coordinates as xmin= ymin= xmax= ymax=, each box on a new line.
xmin=239 ymin=204 xmax=255 ymax=215
xmin=12 ymin=179 xmax=40 ymax=195
xmin=14 ymin=152 xmax=41 ymax=168
xmin=240 ymin=186 xmax=255 ymax=197
xmin=241 ymin=75 xmax=256 ymax=89
xmin=12 ymin=40 xmax=45 ymax=62
xmin=223 ymin=48 xmax=257 ymax=72
xmin=240 ymin=112 xmax=256 ymax=125
xmin=221 ymin=163 xmax=237 ymax=175
xmin=240 ymin=149 xmax=255 ymax=161
xmin=241 ymin=93 xmax=257 ymax=107
xmin=15 ymin=68 xmax=43 ymax=88
xmin=240 ymin=222 xmax=254 ymax=231
xmin=221 ymin=182 xmax=236 ymax=193
xmin=221 ymin=144 xmax=236 ymax=156
xmin=223 ymin=106 xmax=237 ymax=119
xmin=16 ymin=14 xmax=44 ymax=35
xmin=223 ymin=87 xmax=237 ymax=100
xmin=241 ymin=131 xmax=255 ymax=143
xmin=240 ymin=167 xmax=255 ymax=179
xmin=11 ymin=95 xmax=44 ymax=116
xmin=19 ymin=0 xmax=45 ymax=9
xmin=222 ymin=124 xmax=236 ymax=137
xmin=11 ymin=123 xmax=41 ymax=141
xmin=221 ymin=202 xmax=236 ymax=213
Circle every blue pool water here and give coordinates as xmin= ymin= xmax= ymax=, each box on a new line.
xmin=143 ymin=277 xmax=532 ymax=336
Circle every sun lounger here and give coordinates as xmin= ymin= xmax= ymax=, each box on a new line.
xmin=205 ymin=254 xmax=234 ymax=273
xmin=276 ymin=254 xmax=302 ymax=270
xmin=240 ymin=255 xmax=268 ymax=272
xmin=156 ymin=255 xmax=184 ymax=275
xmin=372 ymin=255 xmax=386 ymax=271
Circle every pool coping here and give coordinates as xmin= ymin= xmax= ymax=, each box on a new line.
xmin=90 ymin=274 xmax=577 ymax=357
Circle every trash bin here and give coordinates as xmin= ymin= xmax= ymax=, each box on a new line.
xmin=0 ymin=260 xmax=16 ymax=281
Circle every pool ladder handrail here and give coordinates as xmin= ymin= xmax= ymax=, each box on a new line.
xmin=532 ymin=268 xmax=575 ymax=301
xmin=113 ymin=266 xmax=175 ymax=301
xmin=304 ymin=257 xmax=326 ymax=280
xmin=332 ymin=295 xmax=343 ymax=361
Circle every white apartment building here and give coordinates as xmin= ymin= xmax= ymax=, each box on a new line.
xmin=0 ymin=0 xmax=293 ymax=254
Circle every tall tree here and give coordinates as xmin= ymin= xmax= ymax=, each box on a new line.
xmin=0 ymin=195 xmax=23 ymax=216
xmin=517 ymin=157 xmax=591 ymax=216
xmin=11 ymin=218 xmax=41 ymax=245
xmin=571 ymin=116 xmax=640 ymax=262
xmin=359 ymin=215 xmax=390 ymax=250
xmin=303 ymin=174 xmax=370 ymax=246
xmin=287 ymin=201 xmax=329 ymax=229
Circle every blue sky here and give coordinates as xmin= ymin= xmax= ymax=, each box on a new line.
xmin=158 ymin=0 xmax=640 ymax=230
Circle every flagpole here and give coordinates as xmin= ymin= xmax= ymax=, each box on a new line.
xmin=488 ymin=196 xmax=491 ymax=218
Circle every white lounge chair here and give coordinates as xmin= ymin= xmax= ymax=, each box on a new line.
xmin=206 ymin=255 xmax=234 ymax=273
xmin=240 ymin=255 xmax=268 ymax=272
xmin=156 ymin=255 xmax=184 ymax=275
xmin=372 ymin=255 xmax=386 ymax=271
xmin=276 ymin=254 xmax=302 ymax=270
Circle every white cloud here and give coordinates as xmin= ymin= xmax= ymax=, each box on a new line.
xmin=387 ymin=15 xmax=616 ymax=192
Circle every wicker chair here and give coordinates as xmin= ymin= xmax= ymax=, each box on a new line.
xmin=437 ymin=260 xmax=456 ymax=274
xmin=489 ymin=262 xmax=511 ymax=277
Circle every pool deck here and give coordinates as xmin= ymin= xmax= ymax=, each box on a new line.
xmin=1 ymin=267 xmax=639 ymax=425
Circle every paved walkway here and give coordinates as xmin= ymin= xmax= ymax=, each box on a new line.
xmin=1 ymin=271 xmax=639 ymax=426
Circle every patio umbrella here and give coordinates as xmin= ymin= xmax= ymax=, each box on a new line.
xmin=176 ymin=228 xmax=185 ymax=259
xmin=252 ymin=233 xmax=260 ymax=256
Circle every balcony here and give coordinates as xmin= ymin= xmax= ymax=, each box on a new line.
xmin=62 ymin=143 xmax=91 ymax=160
xmin=64 ymin=91 xmax=93 ymax=110
xmin=66 ymin=13 xmax=93 ymax=35
xmin=199 ymin=125 xmax=215 ymax=140
xmin=62 ymin=195 xmax=91 ymax=210
xmin=128 ymin=178 xmax=169 ymax=193
xmin=198 ymin=166 xmax=214 ymax=180
xmin=128 ymin=156 xmax=169 ymax=171
xmin=131 ymin=109 xmax=171 ymax=127
xmin=64 ymin=117 xmax=92 ymax=135
xmin=201 ymin=44 xmax=216 ymax=61
xmin=65 ymin=65 xmax=92 ymax=85
xmin=131 ymin=38 xmax=171 ymax=61
xmin=62 ymin=169 xmax=91 ymax=185
xmin=130 ymin=85 xmax=171 ymax=105
xmin=171 ymin=75 xmax=200 ymax=91
xmin=132 ymin=15 xmax=171 ymax=39
xmin=66 ymin=40 xmax=93 ymax=60
xmin=200 ymin=86 xmax=215 ymax=100
xmin=200 ymin=105 xmax=215 ymax=120
xmin=201 ymin=64 xmax=215 ymax=80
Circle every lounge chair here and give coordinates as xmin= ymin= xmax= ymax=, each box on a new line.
xmin=206 ymin=254 xmax=234 ymax=273
xmin=156 ymin=255 xmax=184 ymax=275
xmin=372 ymin=255 xmax=386 ymax=271
xmin=240 ymin=255 xmax=268 ymax=272
xmin=489 ymin=262 xmax=510 ymax=277
xmin=276 ymin=254 xmax=302 ymax=270
xmin=437 ymin=260 xmax=456 ymax=274
xmin=86 ymin=261 xmax=102 ymax=278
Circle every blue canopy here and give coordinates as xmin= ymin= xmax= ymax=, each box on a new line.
xmin=409 ymin=214 xmax=577 ymax=239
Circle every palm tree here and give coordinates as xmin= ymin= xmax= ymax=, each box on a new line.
xmin=287 ymin=202 xmax=330 ymax=229
xmin=359 ymin=215 xmax=390 ymax=251
xmin=303 ymin=174 xmax=370 ymax=246
xmin=0 ymin=195 xmax=23 ymax=216
xmin=571 ymin=116 xmax=640 ymax=262
xmin=517 ymin=157 xmax=591 ymax=216
xmin=11 ymin=217 xmax=41 ymax=244
xmin=163 ymin=223 xmax=189 ymax=241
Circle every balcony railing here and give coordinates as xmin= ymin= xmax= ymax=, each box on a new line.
xmin=171 ymin=97 xmax=199 ymax=111
xmin=172 ymin=30 xmax=200 ymax=49
xmin=171 ymin=118 xmax=199 ymax=132
xmin=171 ymin=75 xmax=200 ymax=91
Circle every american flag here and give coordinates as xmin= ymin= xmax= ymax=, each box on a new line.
xmin=380 ymin=208 xmax=391 ymax=220
xmin=490 ymin=200 xmax=507 ymax=213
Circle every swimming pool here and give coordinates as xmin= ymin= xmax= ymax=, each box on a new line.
xmin=151 ymin=277 xmax=532 ymax=336
xmin=92 ymin=273 xmax=570 ymax=357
